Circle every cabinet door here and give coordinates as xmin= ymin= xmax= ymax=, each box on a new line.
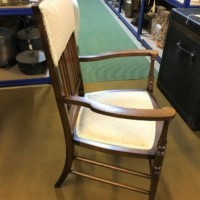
xmin=157 ymin=20 xmax=200 ymax=130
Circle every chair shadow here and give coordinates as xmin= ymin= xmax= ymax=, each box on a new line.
xmin=54 ymin=173 xmax=87 ymax=200
xmin=55 ymin=189 xmax=66 ymax=200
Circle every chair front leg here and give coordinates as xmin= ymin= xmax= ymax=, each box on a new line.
xmin=149 ymin=145 xmax=166 ymax=200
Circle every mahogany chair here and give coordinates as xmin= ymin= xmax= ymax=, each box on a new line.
xmin=33 ymin=0 xmax=175 ymax=199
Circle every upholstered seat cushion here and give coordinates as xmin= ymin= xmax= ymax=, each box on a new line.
xmin=75 ymin=90 xmax=157 ymax=153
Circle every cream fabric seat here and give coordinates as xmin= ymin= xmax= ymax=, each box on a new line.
xmin=76 ymin=90 xmax=157 ymax=154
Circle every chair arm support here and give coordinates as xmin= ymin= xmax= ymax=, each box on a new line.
xmin=79 ymin=49 xmax=158 ymax=62
xmin=64 ymin=96 xmax=175 ymax=121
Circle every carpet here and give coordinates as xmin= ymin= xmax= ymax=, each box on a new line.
xmin=78 ymin=0 xmax=151 ymax=83
xmin=1 ymin=84 xmax=200 ymax=200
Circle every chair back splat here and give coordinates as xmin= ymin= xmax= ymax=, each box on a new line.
xmin=33 ymin=0 xmax=176 ymax=199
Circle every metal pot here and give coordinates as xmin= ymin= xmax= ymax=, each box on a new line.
xmin=16 ymin=27 xmax=43 ymax=52
xmin=124 ymin=0 xmax=133 ymax=18
xmin=0 ymin=16 xmax=21 ymax=34
xmin=16 ymin=50 xmax=47 ymax=75
xmin=0 ymin=27 xmax=17 ymax=68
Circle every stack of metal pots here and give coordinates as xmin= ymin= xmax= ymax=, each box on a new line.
xmin=0 ymin=14 xmax=47 ymax=75
xmin=15 ymin=26 xmax=47 ymax=75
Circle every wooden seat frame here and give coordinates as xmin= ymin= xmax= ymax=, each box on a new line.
xmin=33 ymin=1 xmax=175 ymax=199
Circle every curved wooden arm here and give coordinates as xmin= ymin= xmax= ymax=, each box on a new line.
xmin=64 ymin=96 xmax=175 ymax=121
xmin=79 ymin=49 xmax=158 ymax=62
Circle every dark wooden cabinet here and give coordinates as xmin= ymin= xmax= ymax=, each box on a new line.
xmin=157 ymin=8 xmax=200 ymax=130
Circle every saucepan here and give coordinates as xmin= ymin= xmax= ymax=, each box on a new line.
xmin=16 ymin=26 xmax=43 ymax=52
xmin=0 ymin=27 xmax=17 ymax=67
xmin=16 ymin=50 xmax=47 ymax=75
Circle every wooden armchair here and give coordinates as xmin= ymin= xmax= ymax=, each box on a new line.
xmin=33 ymin=0 xmax=175 ymax=199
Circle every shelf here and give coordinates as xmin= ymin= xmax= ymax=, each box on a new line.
xmin=0 ymin=4 xmax=33 ymax=15
xmin=165 ymin=0 xmax=200 ymax=8
xmin=0 ymin=2 xmax=51 ymax=87
xmin=105 ymin=0 xmax=163 ymax=63
xmin=0 ymin=65 xmax=51 ymax=87
xmin=105 ymin=0 xmax=200 ymax=64
xmin=105 ymin=0 xmax=120 ymax=17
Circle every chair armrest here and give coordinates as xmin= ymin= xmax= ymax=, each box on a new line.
xmin=79 ymin=49 xmax=158 ymax=93
xmin=79 ymin=49 xmax=158 ymax=62
xmin=64 ymin=96 xmax=175 ymax=121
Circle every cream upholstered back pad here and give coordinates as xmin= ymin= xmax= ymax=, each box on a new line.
xmin=39 ymin=0 xmax=75 ymax=66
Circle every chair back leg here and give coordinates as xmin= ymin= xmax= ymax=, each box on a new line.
xmin=55 ymin=144 xmax=74 ymax=187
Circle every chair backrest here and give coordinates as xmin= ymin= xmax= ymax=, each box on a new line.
xmin=33 ymin=0 xmax=84 ymax=139
xmin=33 ymin=0 xmax=83 ymax=99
